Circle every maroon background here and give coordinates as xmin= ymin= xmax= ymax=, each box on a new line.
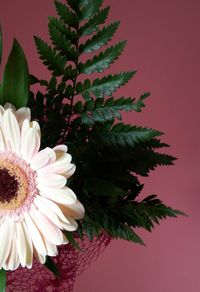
xmin=0 ymin=0 xmax=200 ymax=291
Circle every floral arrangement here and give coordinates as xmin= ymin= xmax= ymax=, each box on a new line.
xmin=0 ymin=0 xmax=183 ymax=290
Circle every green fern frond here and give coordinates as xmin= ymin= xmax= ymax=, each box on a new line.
xmin=125 ymin=195 xmax=182 ymax=231
xmin=48 ymin=17 xmax=76 ymax=42
xmin=49 ymin=26 xmax=77 ymax=60
xmin=80 ymin=0 xmax=103 ymax=20
xmin=75 ymin=95 xmax=149 ymax=125
xmin=79 ymin=21 xmax=120 ymax=53
xmin=76 ymin=72 xmax=136 ymax=100
xmin=79 ymin=6 xmax=110 ymax=37
xmin=34 ymin=36 xmax=67 ymax=76
xmin=54 ymin=0 xmax=78 ymax=28
xmin=91 ymin=123 xmax=162 ymax=147
xmin=79 ymin=41 xmax=127 ymax=74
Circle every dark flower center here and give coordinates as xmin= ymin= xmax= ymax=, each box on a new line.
xmin=0 ymin=168 xmax=19 ymax=203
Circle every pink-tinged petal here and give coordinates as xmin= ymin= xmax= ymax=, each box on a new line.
xmin=39 ymin=186 xmax=77 ymax=205
xmin=35 ymin=252 xmax=46 ymax=264
xmin=4 ymin=103 xmax=16 ymax=111
xmin=16 ymin=222 xmax=27 ymax=268
xmin=38 ymin=153 xmax=72 ymax=174
xmin=0 ymin=128 xmax=6 ymax=151
xmin=31 ymin=207 xmax=63 ymax=245
xmin=20 ymin=126 xmax=40 ymax=162
xmin=24 ymin=211 xmax=47 ymax=256
xmin=62 ymin=233 xmax=69 ymax=244
xmin=64 ymin=163 xmax=76 ymax=178
xmin=60 ymin=217 xmax=78 ymax=231
xmin=34 ymin=195 xmax=71 ymax=225
xmin=0 ymin=220 xmax=14 ymax=268
xmin=30 ymin=147 xmax=56 ymax=170
xmin=4 ymin=233 xmax=20 ymax=271
xmin=45 ymin=240 xmax=58 ymax=257
xmin=53 ymin=145 xmax=68 ymax=153
xmin=0 ymin=106 xmax=5 ymax=120
xmin=16 ymin=107 xmax=31 ymax=127
xmin=2 ymin=109 xmax=20 ymax=153
xmin=59 ymin=200 xmax=85 ymax=220
xmin=33 ymin=196 xmax=62 ymax=228
xmin=37 ymin=173 xmax=67 ymax=188
xmin=21 ymin=221 xmax=33 ymax=269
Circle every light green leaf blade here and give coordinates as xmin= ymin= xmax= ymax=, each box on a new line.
xmin=0 ymin=269 xmax=6 ymax=292
xmin=1 ymin=39 xmax=30 ymax=108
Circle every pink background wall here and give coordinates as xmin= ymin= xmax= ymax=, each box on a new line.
xmin=0 ymin=0 xmax=200 ymax=291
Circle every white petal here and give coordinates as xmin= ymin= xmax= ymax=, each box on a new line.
xmin=21 ymin=221 xmax=33 ymax=269
xmin=24 ymin=211 xmax=47 ymax=255
xmin=59 ymin=200 xmax=85 ymax=220
xmin=39 ymin=186 xmax=77 ymax=206
xmin=53 ymin=145 xmax=68 ymax=153
xmin=4 ymin=103 xmax=16 ymax=111
xmin=45 ymin=240 xmax=58 ymax=257
xmin=38 ymin=153 xmax=72 ymax=175
xmin=2 ymin=109 xmax=20 ymax=153
xmin=4 ymin=234 xmax=20 ymax=271
xmin=0 ymin=220 xmax=14 ymax=268
xmin=34 ymin=195 xmax=71 ymax=225
xmin=16 ymin=107 xmax=31 ymax=127
xmin=35 ymin=252 xmax=46 ymax=264
xmin=60 ymin=217 xmax=78 ymax=231
xmin=30 ymin=147 xmax=56 ymax=170
xmin=0 ymin=128 xmax=6 ymax=151
xmin=62 ymin=233 xmax=69 ymax=244
xmin=20 ymin=126 xmax=40 ymax=162
xmin=16 ymin=222 xmax=27 ymax=267
xmin=31 ymin=207 xmax=63 ymax=245
xmin=37 ymin=174 xmax=67 ymax=188
xmin=33 ymin=196 xmax=62 ymax=228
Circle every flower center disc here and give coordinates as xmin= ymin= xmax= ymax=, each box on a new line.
xmin=0 ymin=168 xmax=19 ymax=203
xmin=0 ymin=159 xmax=29 ymax=210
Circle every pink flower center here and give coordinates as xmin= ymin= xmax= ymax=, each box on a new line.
xmin=0 ymin=152 xmax=38 ymax=220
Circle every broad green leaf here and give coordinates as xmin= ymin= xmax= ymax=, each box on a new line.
xmin=0 ymin=269 xmax=6 ymax=292
xmin=79 ymin=22 xmax=120 ymax=53
xmin=0 ymin=24 xmax=2 ymax=66
xmin=1 ymin=39 xmax=29 ymax=108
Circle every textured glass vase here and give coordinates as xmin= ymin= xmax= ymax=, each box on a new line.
xmin=7 ymin=233 xmax=111 ymax=292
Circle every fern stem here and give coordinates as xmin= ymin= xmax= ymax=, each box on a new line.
xmin=63 ymin=25 xmax=80 ymax=141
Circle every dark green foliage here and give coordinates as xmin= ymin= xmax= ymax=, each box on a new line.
xmin=76 ymin=72 xmax=136 ymax=100
xmin=34 ymin=37 xmax=67 ymax=76
xmin=79 ymin=22 xmax=120 ymax=53
xmin=75 ymin=95 xmax=149 ymax=125
xmin=31 ymin=0 xmax=182 ymax=251
xmin=79 ymin=6 xmax=110 ymax=37
xmin=79 ymin=41 xmax=126 ymax=74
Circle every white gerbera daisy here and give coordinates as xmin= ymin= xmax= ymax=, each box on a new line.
xmin=0 ymin=103 xmax=84 ymax=271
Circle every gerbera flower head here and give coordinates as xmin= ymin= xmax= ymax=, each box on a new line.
xmin=0 ymin=103 xmax=84 ymax=271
